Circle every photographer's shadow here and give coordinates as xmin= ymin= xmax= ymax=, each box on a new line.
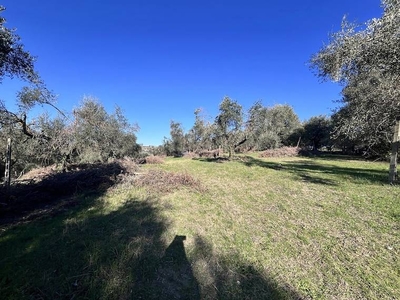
xmin=136 ymin=235 xmax=200 ymax=299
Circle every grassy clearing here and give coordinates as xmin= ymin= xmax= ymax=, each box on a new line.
xmin=0 ymin=155 xmax=399 ymax=299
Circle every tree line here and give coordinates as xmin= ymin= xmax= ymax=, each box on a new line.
xmin=159 ymin=0 xmax=400 ymax=159
xmin=0 ymin=96 xmax=141 ymax=177
xmin=160 ymin=97 xmax=332 ymax=157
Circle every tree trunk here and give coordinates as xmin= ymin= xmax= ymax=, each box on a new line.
xmin=389 ymin=118 xmax=400 ymax=184
xmin=5 ymin=138 xmax=12 ymax=197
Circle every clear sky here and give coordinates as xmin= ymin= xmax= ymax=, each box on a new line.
xmin=0 ymin=0 xmax=382 ymax=146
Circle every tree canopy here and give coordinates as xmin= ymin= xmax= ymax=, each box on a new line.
xmin=0 ymin=6 xmax=37 ymax=83
xmin=310 ymin=0 xmax=400 ymax=156
xmin=0 ymin=6 xmax=58 ymax=141
xmin=215 ymin=97 xmax=244 ymax=158
xmin=246 ymin=102 xmax=300 ymax=150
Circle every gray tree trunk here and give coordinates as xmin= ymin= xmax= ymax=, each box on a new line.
xmin=389 ymin=119 xmax=400 ymax=184
xmin=5 ymin=138 xmax=11 ymax=194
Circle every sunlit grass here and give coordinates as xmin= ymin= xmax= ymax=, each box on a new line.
xmin=0 ymin=154 xmax=399 ymax=299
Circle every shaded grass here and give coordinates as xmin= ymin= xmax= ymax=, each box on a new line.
xmin=1 ymin=155 xmax=399 ymax=299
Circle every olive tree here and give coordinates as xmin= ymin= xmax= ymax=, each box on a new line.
xmin=186 ymin=108 xmax=217 ymax=152
xmin=168 ymin=120 xmax=185 ymax=156
xmin=302 ymin=116 xmax=332 ymax=151
xmin=0 ymin=6 xmax=56 ymax=131
xmin=70 ymin=97 xmax=140 ymax=163
xmin=310 ymin=0 xmax=400 ymax=156
xmin=215 ymin=97 xmax=244 ymax=158
xmin=246 ymin=102 xmax=301 ymax=150
xmin=0 ymin=6 xmax=37 ymax=83
xmin=0 ymin=6 xmax=61 ymax=179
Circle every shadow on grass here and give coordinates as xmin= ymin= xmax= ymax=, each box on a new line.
xmin=192 ymin=236 xmax=303 ymax=300
xmin=0 ymin=162 xmax=130 ymax=227
xmin=192 ymin=156 xmax=231 ymax=164
xmin=0 ymin=195 xmax=169 ymax=299
xmin=0 ymin=193 xmax=304 ymax=299
xmin=136 ymin=235 xmax=201 ymax=299
xmin=298 ymin=150 xmax=368 ymax=161
xmin=0 ymin=160 xmax=304 ymax=299
xmin=241 ymin=156 xmax=387 ymax=185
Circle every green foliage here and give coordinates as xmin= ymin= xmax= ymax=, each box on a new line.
xmin=71 ymin=97 xmax=140 ymax=163
xmin=0 ymin=97 xmax=141 ymax=179
xmin=162 ymin=121 xmax=186 ymax=157
xmin=0 ymin=5 xmax=67 ymax=176
xmin=215 ymin=96 xmax=244 ymax=157
xmin=302 ymin=115 xmax=332 ymax=150
xmin=0 ymin=6 xmax=37 ymax=83
xmin=161 ymin=100 xmax=302 ymax=157
xmin=246 ymin=102 xmax=301 ymax=150
xmin=185 ymin=108 xmax=216 ymax=152
xmin=169 ymin=121 xmax=185 ymax=156
xmin=310 ymin=0 xmax=400 ymax=156
xmin=0 ymin=6 xmax=57 ymax=140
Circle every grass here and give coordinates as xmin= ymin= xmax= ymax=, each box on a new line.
xmin=0 ymin=154 xmax=399 ymax=299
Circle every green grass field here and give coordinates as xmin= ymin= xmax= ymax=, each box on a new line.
xmin=0 ymin=155 xmax=399 ymax=299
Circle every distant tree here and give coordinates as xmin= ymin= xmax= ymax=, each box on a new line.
xmin=303 ymin=116 xmax=332 ymax=151
xmin=215 ymin=97 xmax=244 ymax=158
xmin=186 ymin=108 xmax=217 ymax=152
xmin=287 ymin=126 xmax=305 ymax=147
xmin=168 ymin=121 xmax=185 ymax=156
xmin=190 ymin=108 xmax=206 ymax=151
xmin=310 ymin=0 xmax=400 ymax=156
xmin=267 ymin=104 xmax=301 ymax=146
xmin=245 ymin=102 xmax=301 ymax=150
xmin=162 ymin=137 xmax=173 ymax=156
xmin=246 ymin=101 xmax=266 ymax=150
xmin=71 ymin=97 xmax=140 ymax=163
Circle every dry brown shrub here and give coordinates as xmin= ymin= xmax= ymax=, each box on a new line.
xmin=145 ymin=155 xmax=165 ymax=164
xmin=135 ymin=169 xmax=204 ymax=194
xmin=183 ymin=152 xmax=199 ymax=159
xmin=20 ymin=165 xmax=57 ymax=181
xmin=198 ymin=149 xmax=220 ymax=158
xmin=259 ymin=146 xmax=300 ymax=158
xmin=1 ymin=160 xmax=141 ymax=226
xmin=116 ymin=157 xmax=140 ymax=174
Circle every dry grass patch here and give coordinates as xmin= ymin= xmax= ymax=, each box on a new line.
xmin=145 ymin=155 xmax=165 ymax=164
xmin=260 ymin=146 xmax=300 ymax=158
xmin=183 ymin=151 xmax=199 ymax=159
xmin=135 ymin=169 xmax=205 ymax=194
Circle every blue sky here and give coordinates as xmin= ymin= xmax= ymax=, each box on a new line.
xmin=0 ymin=0 xmax=382 ymax=145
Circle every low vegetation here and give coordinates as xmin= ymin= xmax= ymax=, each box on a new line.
xmin=1 ymin=154 xmax=398 ymax=299
xmin=144 ymin=155 xmax=165 ymax=165
xmin=259 ymin=146 xmax=300 ymax=158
